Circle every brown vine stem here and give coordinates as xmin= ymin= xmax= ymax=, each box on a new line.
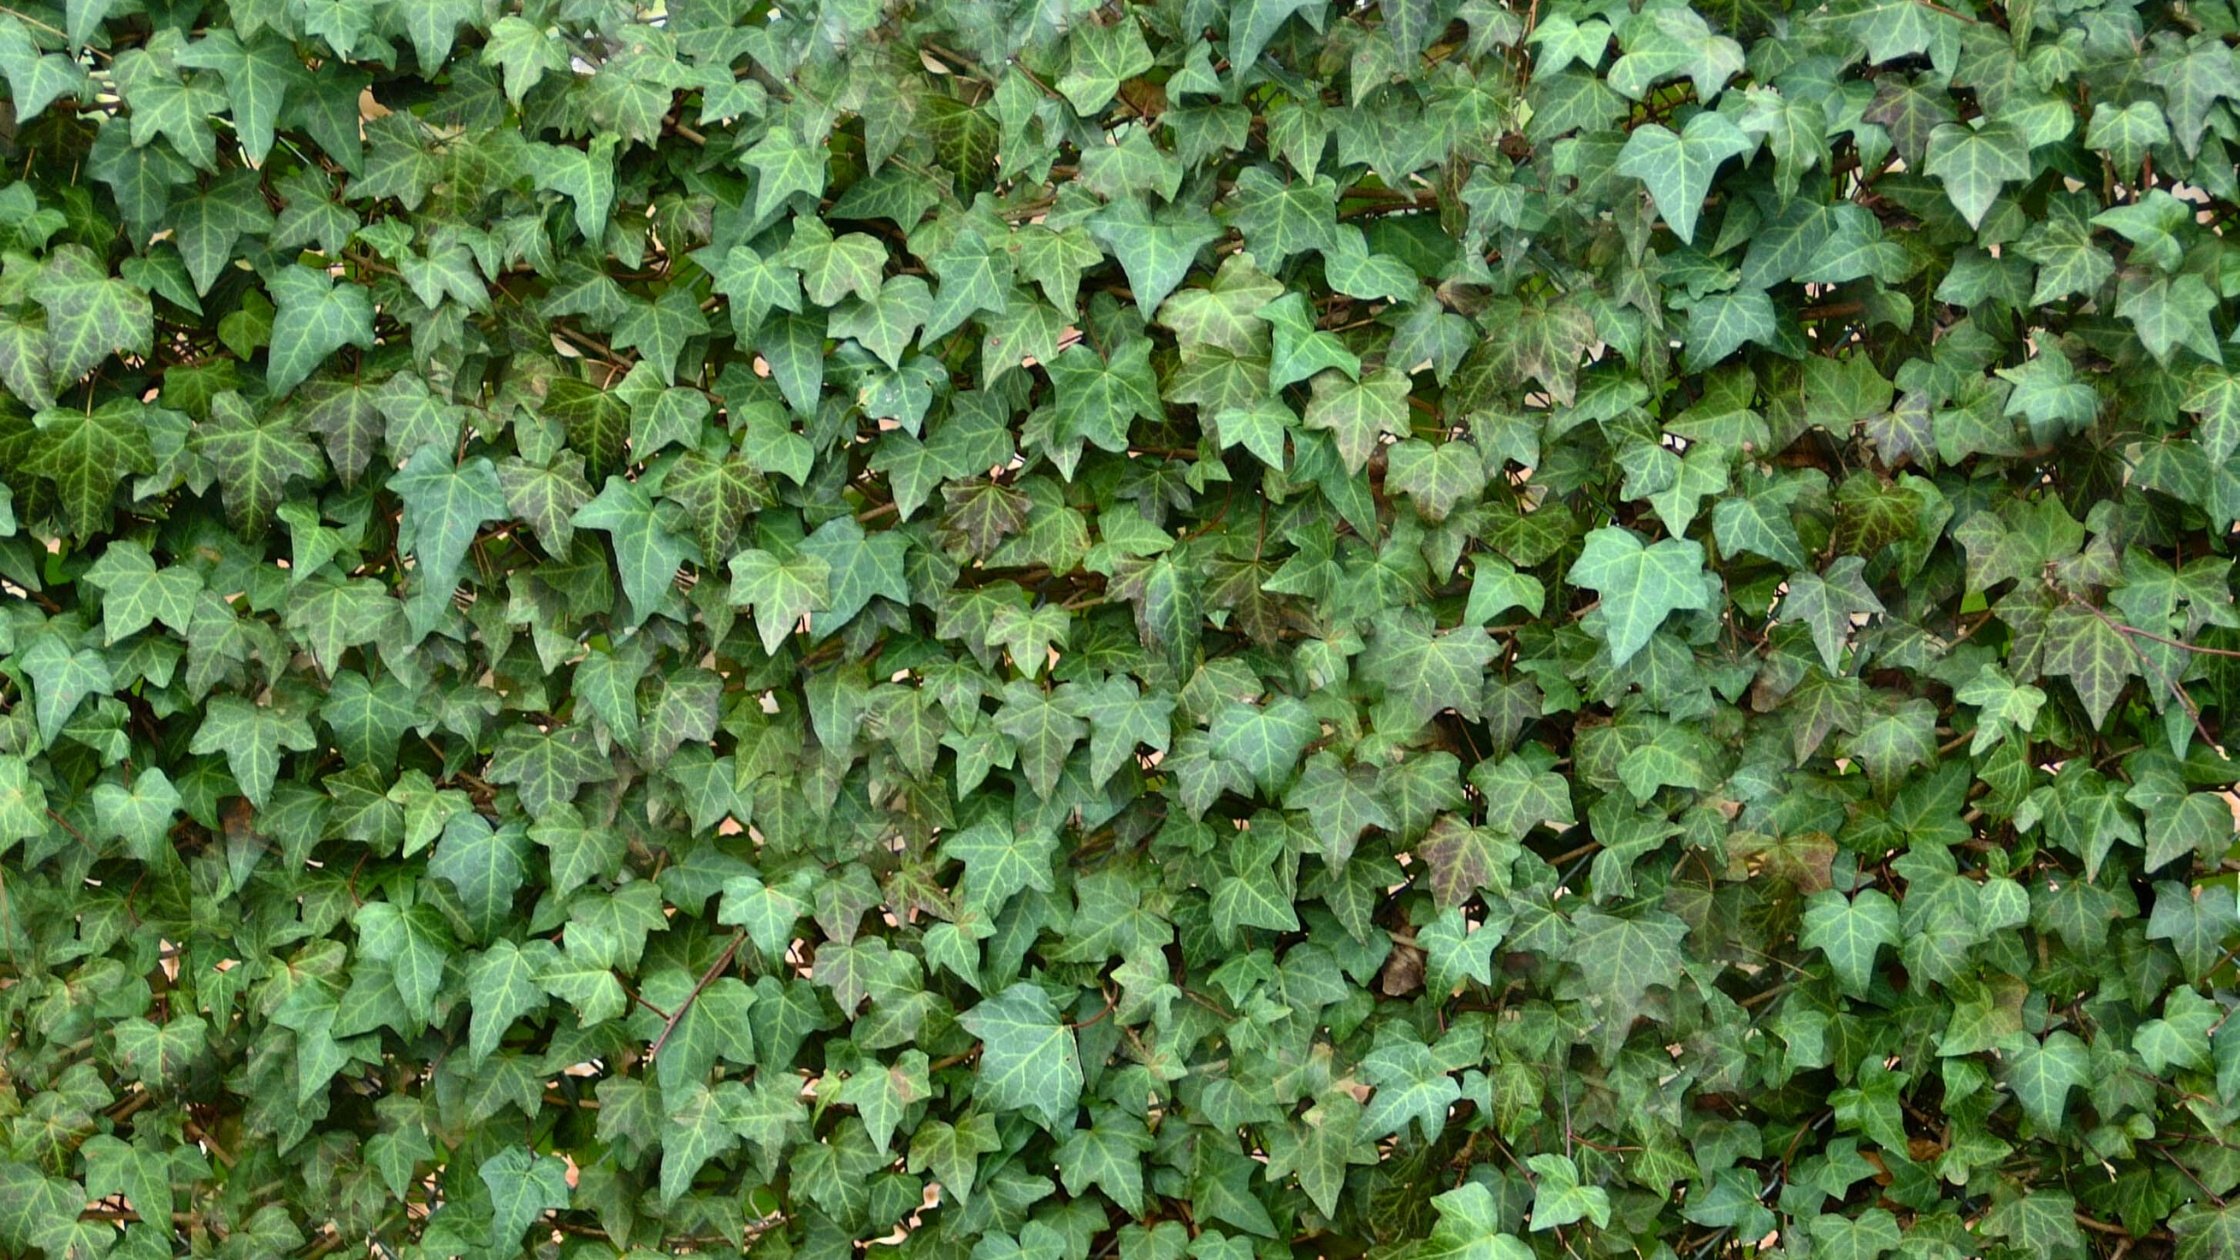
xmin=2100 ymin=613 xmax=2240 ymax=658
xmin=553 ymin=1215 xmax=786 ymax=1246
xmin=1914 ymin=0 xmax=1982 ymax=21
xmin=929 ymin=1046 xmax=981 ymax=1072
xmin=183 ymin=1118 xmax=234 ymax=1169
xmin=616 ymin=971 xmax=671 ymax=1021
xmin=645 ymin=927 xmax=747 ymax=1064
xmin=1068 ymin=985 xmax=1119 ymax=1031
xmin=552 ymin=323 xmax=630 ymax=371
xmin=45 ymin=808 xmax=88 ymax=844
xmin=2073 ymin=1211 xmax=2172 ymax=1243
xmin=2066 ymin=595 xmax=2225 ymax=753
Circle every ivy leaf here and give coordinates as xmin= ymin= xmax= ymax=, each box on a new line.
xmin=1465 ymin=557 xmax=1547 ymax=625
xmin=1801 ymin=888 xmax=1900 ymax=995
xmin=908 ymin=1115 xmax=1003 ymax=1207
xmin=728 ymin=548 xmax=830 ymax=655
xmin=2147 ymin=882 xmax=2239 ymax=979
xmin=656 ymin=1080 xmax=739 ymax=1203
xmin=708 ymin=243 xmax=802 ymax=341
xmin=483 ymin=16 xmax=568 ymax=102
xmin=1923 ymin=122 xmax=2031 ymax=229
xmin=1415 ymin=1184 xmax=1535 ymax=1260
xmin=28 ymin=400 xmax=155 ymax=537
xmin=611 ymin=286 xmax=713 ymax=385
xmin=1285 ymin=753 xmax=1393 ymax=867
xmin=392 ymin=446 xmax=508 ymax=626
xmin=0 ymin=1165 xmax=83 ymax=1255
xmin=1159 ymin=253 xmax=1283 ymax=354
xmin=1780 ymin=557 xmax=1885 ymax=674
xmin=0 ymin=20 xmax=89 ymax=121
xmin=1616 ymin=112 xmax=1754 ymax=245
xmin=1059 ymin=18 xmax=1153 ymax=114
xmin=290 ymin=379 xmax=379 ymax=486
xmin=187 ymin=695 xmax=316 ymax=808
xmin=478 ymin=1147 xmax=570 ymax=1243
xmin=1809 ymin=1210 xmax=1903 ymax=1260
xmin=957 ymin=983 xmax=1083 ymax=1129
xmin=1954 ymin=664 xmax=2046 ymax=753
xmin=397 ymin=0 xmax=480 ymax=67
xmin=1265 ymin=1096 xmax=1377 ymax=1217
xmin=2147 ymin=37 xmax=2240 ymax=157
xmin=31 ymin=244 xmax=151 ymax=389
xmin=1302 ymin=367 xmax=1410 ymax=475
xmin=485 ymin=725 xmax=614 ymax=818
xmin=572 ymin=475 xmax=693 ymax=620
xmin=831 ymin=1050 xmax=932 ymax=1158
xmin=1417 ymin=817 xmax=1521 ymax=907
xmin=465 ymin=938 xmax=552 ymax=1063
xmin=718 ymin=871 xmax=809 ymax=964
xmin=1088 ymin=198 xmax=1223 ymax=315
xmin=428 ymin=812 xmax=528 ymax=942
xmin=2040 ymin=604 xmax=2135 ymax=729
xmin=1998 ymin=1031 xmax=2091 ymax=1129
xmin=1386 ymin=439 xmax=1488 ymax=522
xmin=786 ymin=220 xmax=885 ymax=307
xmin=83 ymin=540 xmax=200 ymax=643
xmin=1322 ymin=228 xmax=1420 ymax=302
xmin=170 ymin=173 xmax=275 ymax=298
xmin=1362 ymin=612 xmax=1498 ymax=728
xmin=994 ymin=681 xmax=1088 ymax=799
xmin=1526 ymin=1154 xmax=1612 ymax=1231
xmin=1047 ymin=338 xmax=1163 ymax=454
xmin=1263 ymin=290 xmax=1359 ymax=388
xmin=745 ymin=124 xmax=830 ymax=218
xmin=1208 ymin=695 xmax=1319 ymax=795
xmin=944 ymin=815 xmax=1059 ymax=914
xmin=2018 ymin=207 xmax=2115 ymax=305
xmin=1473 ymin=756 xmax=1575 ymax=840
xmin=1362 ymin=1031 xmax=1463 ymax=1141
xmin=800 ymin=515 xmax=908 ymax=634
xmin=1226 ymin=0 xmax=1329 ymax=73
xmin=1560 ymin=906 xmax=1688 ymax=1036
xmin=92 ymin=768 xmax=180 ymax=859
xmin=264 ymin=265 xmax=375 ymax=396
xmin=18 ymin=635 xmax=112 ymax=745
xmin=286 ymin=578 xmax=400 ymax=677
xmin=2085 ymin=100 xmax=2171 ymax=174
xmin=537 ymin=135 xmax=620 ymax=242
xmin=496 ymin=454 xmax=594 ymax=552
xmin=176 ymin=31 xmax=307 ymax=166
xmin=1057 ymin=1112 xmax=1154 ymax=1214
xmin=192 ymin=392 xmax=324 ymax=534
xmin=1678 ymin=290 xmax=1777 ymax=370
xmin=1568 ymin=527 xmax=1714 ymax=666
xmin=2117 ymin=272 xmax=2223 ymax=366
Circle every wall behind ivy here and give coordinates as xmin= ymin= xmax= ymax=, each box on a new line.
xmin=1 ymin=0 xmax=2238 ymax=1256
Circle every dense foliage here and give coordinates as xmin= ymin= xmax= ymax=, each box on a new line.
xmin=5 ymin=0 xmax=2240 ymax=1254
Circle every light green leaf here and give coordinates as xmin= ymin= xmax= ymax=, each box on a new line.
xmin=1616 ymin=112 xmax=1754 ymax=244
xmin=957 ymin=983 xmax=1083 ymax=1129
xmin=1568 ymin=527 xmax=1713 ymax=666
xmin=1801 ymin=888 xmax=1900 ymax=995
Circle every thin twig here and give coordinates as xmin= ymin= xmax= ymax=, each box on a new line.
xmin=646 ymin=928 xmax=747 ymax=1063
xmin=2100 ymin=612 xmax=2240 ymax=659
xmin=2073 ymin=1211 xmax=2171 ymax=1242
xmin=2066 ymin=594 xmax=2224 ymax=752
xmin=1069 ymin=985 xmax=1119 ymax=1031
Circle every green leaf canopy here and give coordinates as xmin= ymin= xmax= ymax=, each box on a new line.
xmin=1 ymin=0 xmax=2238 ymax=1257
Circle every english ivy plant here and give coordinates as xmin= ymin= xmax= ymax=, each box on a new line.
xmin=2 ymin=0 xmax=2240 ymax=1255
